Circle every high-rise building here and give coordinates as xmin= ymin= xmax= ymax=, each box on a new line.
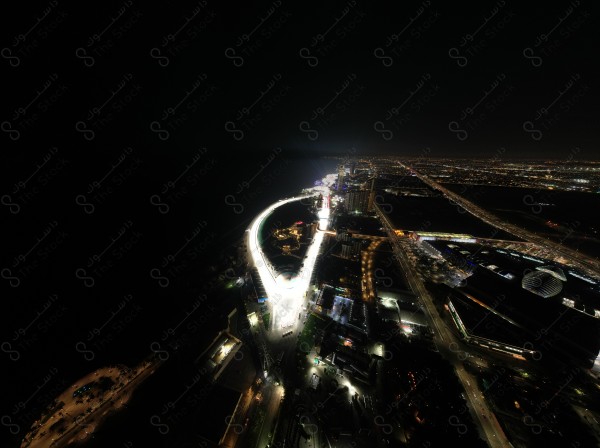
xmin=345 ymin=178 xmax=375 ymax=214
xmin=368 ymin=176 xmax=376 ymax=212
xmin=337 ymin=164 xmax=345 ymax=191
xmin=345 ymin=190 xmax=371 ymax=213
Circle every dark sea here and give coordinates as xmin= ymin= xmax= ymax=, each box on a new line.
xmin=2 ymin=152 xmax=338 ymax=447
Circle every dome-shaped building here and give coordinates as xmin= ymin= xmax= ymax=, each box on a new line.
xmin=535 ymin=265 xmax=567 ymax=281
xmin=521 ymin=266 xmax=565 ymax=298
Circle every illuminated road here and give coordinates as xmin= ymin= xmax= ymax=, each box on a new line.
xmin=247 ymin=189 xmax=330 ymax=335
xmin=361 ymin=239 xmax=382 ymax=303
xmin=220 ymin=384 xmax=265 ymax=448
xmin=401 ymin=162 xmax=600 ymax=278
xmin=21 ymin=360 xmax=158 ymax=448
xmin=256 ymin=383 xmax=284 ymax=448
xmin=573 ymin=405 xmax=600 ymax=445
xmin=375 ymin=202 xmax=511 ymax=448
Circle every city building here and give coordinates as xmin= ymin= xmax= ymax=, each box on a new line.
xmin=325 ymin=345 xmax=372 ymax=384
xmin=336 ymin=230 xmax=351 ymax=242
xmin=522 ymin=266 xmax=565 ymax=298
xmin=345 ymin=189 xmax=371 ymax=214
xmin=197 ymin=330 xmax=243 ymax=382
xmin=344 ymin=176 xmax=376 ymax=214
xmin=192 ymin=309 xmax=257 ymax=447
xmin=316 ymin=286 xmax=336 ymax=314
xmin=337 ymin=164 xmax=345 ymax=191
xmin=399 ymin=304 xmax=428 ymax=328
xmin=348 ymin=299 xmax=369 ymax=335
xmin=444 ymin=265 xmax=600 ymax=368
xmin=340 ymin=239 xmax=362 ymax=260
xmin=377 ymin=292 xmax=428 ymax=330
xmin=377 ymin=296 xmax=400 ymax=323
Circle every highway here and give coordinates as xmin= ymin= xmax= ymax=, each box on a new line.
xmin=375 ymin=202 xmax=512 ymax=448
xmin=400 ymin=162 xmax=600 ymax=278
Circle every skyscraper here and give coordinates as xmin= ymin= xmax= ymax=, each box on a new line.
xmin=337 ymin=164 xmax=345 ymax=192
xmin=345 ymin=189 xmax=371 ymax=213
xmin=368 ymin=176 xmax=375 ymax=212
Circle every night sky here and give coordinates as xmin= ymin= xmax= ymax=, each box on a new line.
xmin=0 ymin=1 xmax=598 ymax=446
xmin=2 ymin=0 xmax=597 ymax=162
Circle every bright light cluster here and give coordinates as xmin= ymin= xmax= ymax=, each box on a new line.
xmin=247 ymin=183 xmax=331 ymax=331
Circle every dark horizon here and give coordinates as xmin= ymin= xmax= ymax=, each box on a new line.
xmin=256 ymin=148 xmax=599 ymax=161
